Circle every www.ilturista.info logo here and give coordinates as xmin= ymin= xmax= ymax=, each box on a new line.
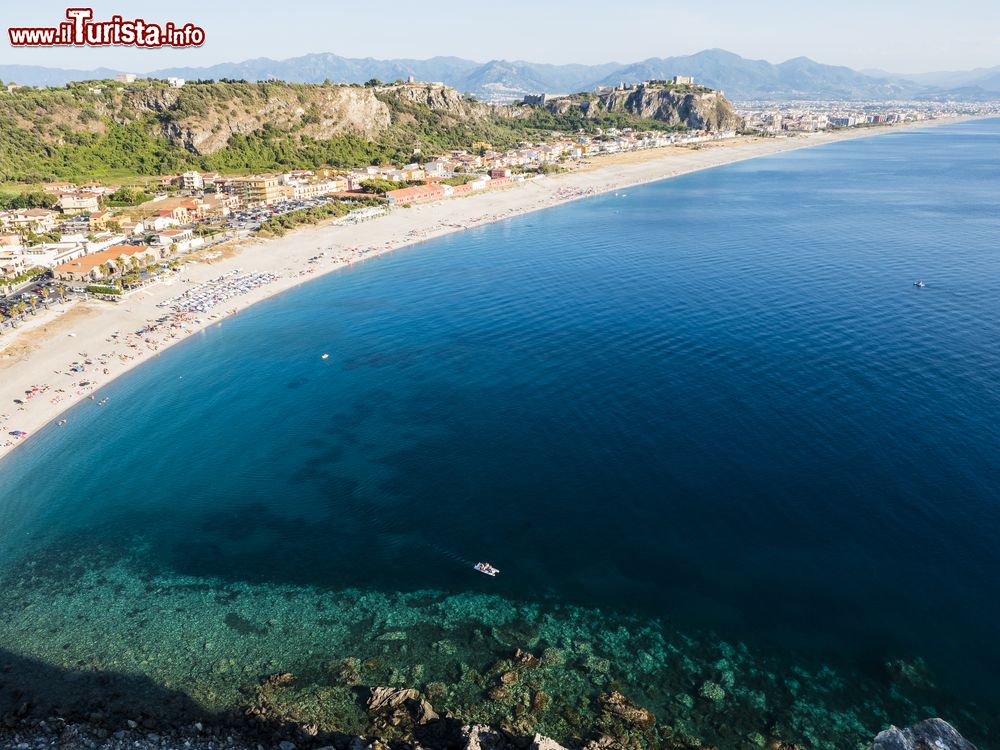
xmin=8 ymin=8 xmax=205 ymax=48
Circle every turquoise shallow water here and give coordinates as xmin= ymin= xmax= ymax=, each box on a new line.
xmin=1 ymin=121 xmax=999 ymax=748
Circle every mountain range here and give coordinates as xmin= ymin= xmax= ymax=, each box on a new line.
xmin=2 ymin=49 xmax=999 ymax=102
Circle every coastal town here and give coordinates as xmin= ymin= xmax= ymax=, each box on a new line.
xmin=0 ymin=122 xmax=738 ymax=320
xmin=737 ymin=99 xmax=1000 ymax=133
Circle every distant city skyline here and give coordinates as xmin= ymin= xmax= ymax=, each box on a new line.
xmin=2 ymin=0 xmax=999 ymax=74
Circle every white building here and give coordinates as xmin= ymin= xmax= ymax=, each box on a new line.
xmin=181 ymin=171 xmax=205 ymax=191
xmin=423 ymin=161 xmax=450 ymax=177
xmin=166 ymin=77 xmax=186 ymax=88
xmin=0 ymin=208 xmax=58 ymax=233
xmin=147 ymin=216 xmax=179 ymax=231
xmin=56 ymin=193 xmax=100 ymax=215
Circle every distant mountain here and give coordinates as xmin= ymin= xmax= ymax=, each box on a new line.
xmin=860 ymin=64 xmax=1000 ymax=99
xmin=598 ymin=50 xmax=916 ymax=100
xmin=0 ymin=63 xmax=121 ymax=87
xmin=889 ymin=65 xmax=1000 ymax=90
xmin=146 ymin=53 xmax=484 ymax=88
xmin=2 ymin=49 xmax=998 ymax=102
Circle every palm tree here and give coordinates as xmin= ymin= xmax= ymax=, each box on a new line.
xmin=130 ymin=257 xmax=143 ymax=285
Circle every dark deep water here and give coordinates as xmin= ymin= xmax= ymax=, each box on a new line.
xmin=1 ymin=120 xmax=998 ymax=747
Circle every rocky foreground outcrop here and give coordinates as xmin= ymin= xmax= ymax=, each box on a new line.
xmin=870 ymin=718 xmax=977 ymax=750
xmin=0 ymin=717 xmax=980 ymax=750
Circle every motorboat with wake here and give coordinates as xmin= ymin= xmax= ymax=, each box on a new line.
xmin=474 ymin=562 xmax=500 ymax=577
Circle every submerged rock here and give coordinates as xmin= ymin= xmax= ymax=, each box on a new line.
xmin=698 ymin=680 xmax=726 ymax=703
xmin=260 ymin=672 xmax=296 ymax=687
xmin=870 ymin=718 xmax=976 ymax=750
xmin=367 ymin=686 xmax=438 ymax=732
xmin=884 ymin=657 xmax=935 ymax=690
xmin=514 ymin=648 xmax=540 ymax=668
xmin=597 ymin=690 xmax=656 ymax=729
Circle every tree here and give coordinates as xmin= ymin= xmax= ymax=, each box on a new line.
xmin=107 ymin=186 xmax=150 ymax=206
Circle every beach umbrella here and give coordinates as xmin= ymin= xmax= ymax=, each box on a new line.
xmin=13 ymin=399 xmax=23 ymax=404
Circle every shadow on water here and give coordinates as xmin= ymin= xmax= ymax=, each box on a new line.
xmin=0 ymin=648 xmax=376 ymax=748
xmin=0 ymin=632 xmax=523 ymax=750
xmin=0 ymin=647 xmax=212 ymax=725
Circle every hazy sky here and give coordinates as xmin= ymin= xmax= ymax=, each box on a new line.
xmin=2 ymin=0 xmax=998 ymax=73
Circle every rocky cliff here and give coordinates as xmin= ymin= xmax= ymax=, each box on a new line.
xmin=1 ymin=79 xmax=513 ymax=159
xmin=112 ymin=81 xmax=511 ymax=155
xmin=542 ymin=84 xmax=742 ymax=131
xmin=1 ymin=78 xmax=727 ymax=180
xmin=126 ymin=84 xmax=394 ymax=154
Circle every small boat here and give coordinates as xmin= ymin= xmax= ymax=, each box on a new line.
xmin=322 ymin=353 xmax=330 ymax=360
xmin=474 ymin=562 xmax=500 ymax=577
xmin=913 ymin=280 xmax=926 ymax=288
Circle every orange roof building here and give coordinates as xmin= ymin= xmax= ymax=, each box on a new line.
xmin=53 ymin=244 xmax=164 ymax=282
xmin=385 ymin=184 xmax=449 ymax=206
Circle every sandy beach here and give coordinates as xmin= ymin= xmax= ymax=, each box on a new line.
xmin=0 ymin=120 xmax=968 ymax=462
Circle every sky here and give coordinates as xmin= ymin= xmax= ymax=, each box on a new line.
xmin=2 ymin=0 xmax=999 ymax=74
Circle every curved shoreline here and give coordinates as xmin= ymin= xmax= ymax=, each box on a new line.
xmin=0 ymin=118 xmax=978 ymax=464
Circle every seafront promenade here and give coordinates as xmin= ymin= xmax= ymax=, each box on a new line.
xmin=0 ymin=119 xmax=969 ymax=461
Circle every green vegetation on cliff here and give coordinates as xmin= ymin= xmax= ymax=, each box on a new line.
xmin=0 ymin=79 xmax=715 ymax=183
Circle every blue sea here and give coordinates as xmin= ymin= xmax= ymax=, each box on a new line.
xmin=1 ymin=120 xmax=998 ymax=749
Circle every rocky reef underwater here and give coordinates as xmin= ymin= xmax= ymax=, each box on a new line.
xmin=0 ymin=548 xmax=990 ymax=750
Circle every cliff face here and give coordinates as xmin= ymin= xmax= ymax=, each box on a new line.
xmin=17 ymin=81 xmax=508 ymax=157
xmin=135 ymin=82 xmax=526 ymax=155
xmin=381 ymin=82 xmax=499 ymax=120
xmin=544 ymin=85 xmax=742 ymax=131
xmin=133 ymin=86 xmax=394 ymax=154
